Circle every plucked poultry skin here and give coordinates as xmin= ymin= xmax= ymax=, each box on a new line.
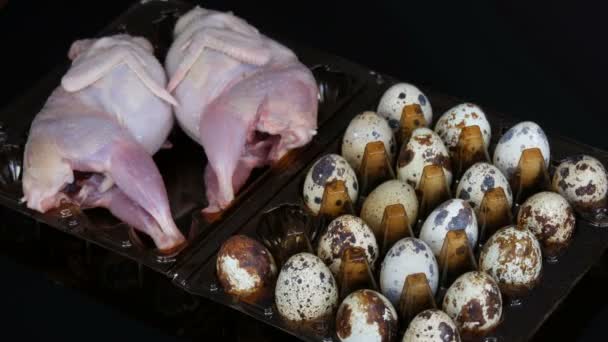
xmin=21 ymin=34 xmax=185 ymax=252
xmin=165 ymin=6 xmax=319 ymax=213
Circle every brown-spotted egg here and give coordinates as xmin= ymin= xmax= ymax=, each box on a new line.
xmin=455 ymin=162 xmax=513 ymax=214
xmin=336 ymin=289 xmax=398 ymax=342
xmin=402 ymin=309 xmax=460 ymax=342
xmin=434 ymin=103 xmax=491 ymax=156
xmin=275 ymin=252 xmax=338 ymax=321
xmin=493 ymin=121 xmax=550 ymax=180
xmin=360 ymin=179 xmax=419 ymax=235
xmin=442 ymin=271 xmax=503 ymax=336
xmin=552 ymin=155 xmax=608 ymax=210
xmin=216 ymin=235 xmax=277 ymax=297
xmin=397 ymin=127 xmax=452 ymax=188
xmin=303 ymin=154 xmax=359 ymax=215
xmin=317 ymin=215 xmax=379 ymax=277
xmin=479 ymin=225 xmax=542 ymax=296
xmin=517 ymin=191 xmax=576 ymax=256
xmin=341 ymin=111 xmax=397 ymax=171
xmin=419 ymin=199 xmax=478 ymax=257
xmin=376 ymin=82 xmax=432 ymax=131
xmin=380 ymin=237 xmax=439 ymax=306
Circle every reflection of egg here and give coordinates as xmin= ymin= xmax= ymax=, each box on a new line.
xmin=342 ymin=111 xmax=397 ymax=171
xmin=380 ymin=237 xmax=439 ymax=306
xmin=479 ymin=226 xmax=542 ymax=296
xmin=552 ymin=155 xmax=608 ymax=210
xmin=396 ymin=128 xmax=452 ymax=188
xmin=317 ymin=215 xmax=379 ymax=277
xmin=518 ymin=191 xmax=576 ymax=256
xmin=434 ymin=103 xmax=492 ymax=155
xmin=216 ymin=235 xmax=277 ymax=297
xmin=336 ymin=289 xmax=398 ymax=342
xmin=493 ymin=121 xmax=550 ymax=180
xmin=442 ymin=271 xmax=503 ymax=336
xmin=275 ymin=253 xmax=338 ymax=321
xmin=376 ymin=82 xmax=432 ymax=131
xmin=456 ymin=162 xmax=513 ymax=214
xmin=360 ymin=180 xmax=419 ymax=235
xmin=403 ymin=309 xmax=460 ymax=342
xmin=303 ymin=154 xmax=359 ymax=215
xmin=419 ymin=199 xmax=478 ymax=256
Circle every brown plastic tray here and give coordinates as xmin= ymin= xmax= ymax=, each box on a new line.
xmin=174 ymin=76 xmax=608 ymax=341
xmin=1 ymin=1 xmax=608 ymax=342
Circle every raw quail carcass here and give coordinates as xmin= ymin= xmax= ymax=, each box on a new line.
xmin=21 ymin=34 xmax=185 ymax=252
xmin=165 ymin=6 xmax=319 ymax=213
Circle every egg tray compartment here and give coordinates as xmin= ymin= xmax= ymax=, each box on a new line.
xmin=170 ymin=71 xmax=608 ymax=342
xmin=0 ymin=0 xmax=374 ymax=276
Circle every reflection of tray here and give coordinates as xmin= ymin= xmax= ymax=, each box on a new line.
xmin=0 ymin=0 xmax=369 ymax=275
xmin=177 ymin=73 xmax=608 ymax=341
xmin=2 ymin=1 xmax=608 ymax=342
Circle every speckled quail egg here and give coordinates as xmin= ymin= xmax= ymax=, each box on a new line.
xmin=380 ymin=237 xmax=439 ymax=306
xmin=434 ymin=103 xmax=492 ymax=156
xmin=456 ymin=162 xmax=513 ymax=214
xmin=377 ymin=82 xmax=432 ymax=131
xmin=402 ymin=309 xmax=460 ymax=342
xmin=419 ymin=199 xmax=478 ymax=257
xmin=479 ymin=225 xmax=542 ymax=296
xmin=275 ymin=253 xmax=338 ymax=321
xmin=493 ymin=121 xmax=550 ymax=181
xmin=517 ymin=191 xmax=576 ymax=256
xmin=216 ymin=235 xmax=277 ymax=297
xmin=317 ymin=215 xmax=379 ymax=277
xmin=442 ymin=271 xmax=503 ymax=336
xmin=396 ymin=127 xmax=453 ymax=188
xmin=341 ymin=111 xmax=397 ymax=171
xmin=303 ymin=154 xmax=359 ymax=215
xmin=336 ymin=289 xmax=398 ymax=342
xmin=552 ymin=155 xmax=608 ymax=210
xmin=360 ymin=179 xmax=419 ymax=235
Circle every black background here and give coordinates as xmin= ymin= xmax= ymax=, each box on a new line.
xmin=1 ymin=1 xmax=607 ymax=341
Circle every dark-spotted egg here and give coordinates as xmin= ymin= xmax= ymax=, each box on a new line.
xmin=317 ymin=215 xmax=379 ymax=277
xmin=336 ymin=289 xmax=398 ymax=342
xmin=419 ymin=199 xmax=478 ymax=256
xmin=552 ymin=155 xmax=608 ymax=210
xmin=403 ymin=309 xmax=460 ymax=342
xmin=376 ymin=82 xmax=432 ymax=132
xmin=434 ymin=103 xmax=491 ymax=156
xmin=493 ymin=121 xmax=550 ymax=180
xmin=396 ymin=128 xmax=452 ymax=188
xmin=303 ymin=154 xmax=358 ymax=215
xmin=456 ymin=162 xmax=513 ymax=215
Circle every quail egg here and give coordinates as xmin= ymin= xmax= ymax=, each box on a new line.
xmin=396 ymin=127 xmax=452 ymax=188
xmin=336 ymin=289 xmax=398 ymax=342
xmin=317 ymin=215 xmax=379 ymax=277
xmin=456 ymin=162 xmax=513 ymax=214
xmin=216 ymin=235 xmax=277 ymax=297
xmin=341 ymin=111 xmax=397 ymax=171
xmin=402 ymin=309 xmax=460 ymax=342
xmin=493 ymin=121 xmax=550 ymax=180
xmin=479 ymin=225 xmax=542 ymax=296
xmin=360 ymin=179 xmax=419 ymax=235
xmin=303 ymin=154 xmax=359 ymax=215
xmin=419 ymin=199 xmax=478 ymax=257
xmin=517 ymin=191 xmax=576 ymax=256
xmin=442 ymin=271 xmax=502 ymax=336
xmin=275 ymin=253 xmax=338 ymax=321
xmin=552 ymin=155 xmax=608 ymax=210
xmin=380 ymin=237 xmax=439 ymax=306
xmin=377 ymin=82 xmax=432 ymax=131
xmin=434 ymin=103 xmax=492 ymax=155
